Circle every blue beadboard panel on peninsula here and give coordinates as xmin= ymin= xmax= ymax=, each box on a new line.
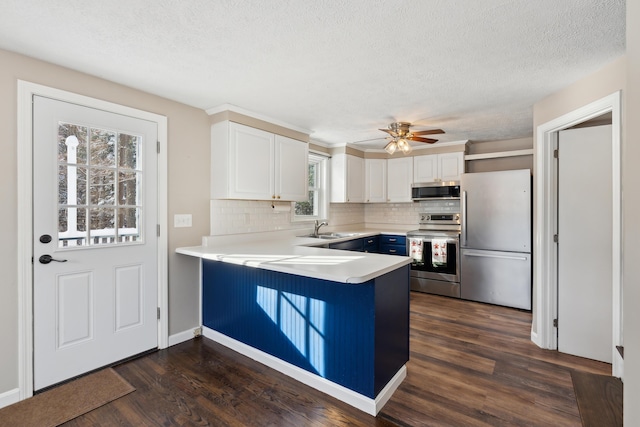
xmin=202 ymin=260 xmax=409 ymax=398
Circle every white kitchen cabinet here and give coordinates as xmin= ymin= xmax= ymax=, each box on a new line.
xmin=413 ymin=152 xmax=464 ymax=183
xmin=438 ymin=152 xmax=465 ymax=181
xmin=365 ymin=159 xmax=387 ymax=203
xmin=211 ymin=121 xmax=308 ymax=201
xmin=331 ymin=153 xmax=365 ymax=203
xmin=274 ymin=134 xmax=309 ymax=201
xmin=387 ymin=157 xmax=414 ymax=202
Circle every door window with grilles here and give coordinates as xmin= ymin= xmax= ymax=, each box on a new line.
xmin=57 ymin=122 xmax=143 ymax=247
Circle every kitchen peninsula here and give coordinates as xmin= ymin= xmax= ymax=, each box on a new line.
xmin=177 ymin=230 xmax=411 ymax=415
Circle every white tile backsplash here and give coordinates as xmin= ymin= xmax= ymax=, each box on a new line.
xmin=364 ymin=200 xmax=460 ymax=226
xmin=210 ymin=200 xmax=365 ymax=235
xmin=210 ymin=199 xmax=460 ymax=236
xmin=210 ymin=200 xmax=308 ymax=235
xmin=328 ymin=203 xmax=365 ymax=226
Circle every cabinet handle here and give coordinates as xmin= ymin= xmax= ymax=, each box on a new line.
xmin=389 ymin=249 xmax=397 ymax=253
xmin=388 ymin=238 xmax=397 ymax=242
xmin=277 ymin=195 xmax=281 ymax=199
xmin=272 ymin=195 xmax=276 ymax=199
xmin=367 ymin=239 xmax=374 ymax=244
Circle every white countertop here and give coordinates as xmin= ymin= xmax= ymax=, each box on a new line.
xmin=176 ymin=229 xmax=411 ymax=284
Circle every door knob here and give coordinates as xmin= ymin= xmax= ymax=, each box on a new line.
xmin=39 ymin=255 xmax=67 ymax=264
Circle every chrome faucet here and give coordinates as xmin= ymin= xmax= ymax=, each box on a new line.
xmin=313 ymin=220 xmax=328 ymax=237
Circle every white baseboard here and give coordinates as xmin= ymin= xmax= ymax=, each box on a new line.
xmin=0 ymin=388 xmax=20 ymax=409
xmin=203 ymin=326 xmax=405 ymax=416
xmin=168 ymin=329 xmax=196 ymax=347
xmin=530 ymin=329 xmax=541 ymax=348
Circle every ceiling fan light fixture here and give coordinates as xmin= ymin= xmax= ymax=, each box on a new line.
xmin=397 ymin=138 xmax=412 ymax=154
xmin=384 ymin=140 xmax=397 ymax=154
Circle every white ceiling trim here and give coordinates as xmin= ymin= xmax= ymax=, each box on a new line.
xmin=206 ymin=103 xmax=313 ymax=136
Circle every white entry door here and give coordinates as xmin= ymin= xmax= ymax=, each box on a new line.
xmin=557 ymin=124 xmax=612 ymax=364
xmin=33 ymin=96 xmax=159 ymax=390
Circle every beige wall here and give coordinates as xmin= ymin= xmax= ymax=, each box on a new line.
xmin=0 ymin=49 xmax=210 ymax=395
xmin=465 ymin=137 xmax=533 ymax=173
xmin=533 ymin=56 xmax=626 ymax=128
xmin=624 ymin=2 xmax=640 ymax=424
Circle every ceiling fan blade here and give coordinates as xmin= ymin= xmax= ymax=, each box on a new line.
xmin=408 ymin=136 xmax=438 ymax=143
xmin=379 ymin=128 xmax=397 ymax=137
xmin=411 ymin=129 xmax=445 ymax=136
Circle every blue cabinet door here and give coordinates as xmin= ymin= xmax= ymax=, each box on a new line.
xmin=379 ymin=235 xmax=407 ymax=256
xmin=329 ymin=238 xmax=364 ymax=251
xmin=363 ymin=236 xmax=379 ymax=253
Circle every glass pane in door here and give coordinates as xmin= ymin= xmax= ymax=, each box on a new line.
xmin=57 ymin=123 xmax=143 ymax=248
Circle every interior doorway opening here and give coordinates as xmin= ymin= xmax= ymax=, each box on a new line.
xmin=533 ymin=91 xmax=622 ymax=378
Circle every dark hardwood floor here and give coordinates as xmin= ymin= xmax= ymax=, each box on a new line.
xmin=64 ymin=292 xmax=611 ymax=426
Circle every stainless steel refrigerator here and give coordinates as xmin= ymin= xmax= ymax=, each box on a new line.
xmin=460 ymin=169 xmax=532 ymax=310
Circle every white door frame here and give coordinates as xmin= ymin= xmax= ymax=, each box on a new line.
xmin=17 ymin=80 xmax=169 ymax=400
xmin=532 ymin=91 xmax=622 ymax=377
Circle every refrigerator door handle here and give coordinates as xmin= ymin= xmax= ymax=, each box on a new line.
xmin=461 ymin=190 xmax=467 ymax=246
xmin=462 ymin=251 xmax=528 ymax=261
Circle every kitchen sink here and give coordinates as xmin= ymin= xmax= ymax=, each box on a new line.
xmin=301 ymin=232 xmax=363 ymax=239
xmin=301 ymin=234 xmax=341 ymax=239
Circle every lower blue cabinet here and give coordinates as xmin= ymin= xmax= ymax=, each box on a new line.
xmin=202 ymin=260 xmax=410 ymax=399
xmin=329 ymin=238 xmax=364 ymax=251
xmin=379 ymin=235 xmax=407 ymax=256
xmin=363 ymin=236 xmax=379 ymax=253
xmin=328 ymin=234 xmax=406 ymax=256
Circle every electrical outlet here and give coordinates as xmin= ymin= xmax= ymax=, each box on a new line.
xmin=174 ymin=214 xmax=192 ymax=228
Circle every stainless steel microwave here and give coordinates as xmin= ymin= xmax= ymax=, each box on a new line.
xmin=411 ymin=181 xmax=460 ymax=201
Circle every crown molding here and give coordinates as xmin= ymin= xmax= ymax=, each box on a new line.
xmin=342 ymin=139 xmax=469 ymax=153
xmin=206 ymin=103 xmax=312 ymax=135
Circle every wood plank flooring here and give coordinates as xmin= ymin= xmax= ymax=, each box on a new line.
xmin=63 ymin=292 xmax=611 ymax=426
xmin=571 ymin=371 xmax=622 ymax=427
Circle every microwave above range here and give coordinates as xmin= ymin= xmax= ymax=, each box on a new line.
xmin=411 ymin=181 xmax=460 ymax=201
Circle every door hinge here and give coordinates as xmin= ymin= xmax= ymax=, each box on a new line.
xmin=157 ymin=141 xmax=160 ymax=154
xmin=553 ymin=234 xmax=558 ymax=243
xmin=157 ymin=224 xmax=160 ymax=237
xmin=553 ymin=149 xmax=558 ymax=158
xmin=553 ymin=318 xmax=558 ymax=328
xmin=157 ymin=307 xmax=161 ymax=320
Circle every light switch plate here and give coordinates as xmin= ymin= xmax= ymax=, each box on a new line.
xmin=174 ymin=214 xmax=192 ymax=228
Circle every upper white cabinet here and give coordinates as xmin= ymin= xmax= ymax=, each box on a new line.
xmin=387 ymin=157 xmax=414 ymax=202
xmin=331 ymin=153 xmax=365 ymax=203
xmin=413 ymin=152 xmax=464 ymax=183
xmin=438 ymin=152 xmax=465 ymax=181
xmin=211 ymin=121 xmax=308 ymax=201
xmin=274 ymin=134 xmax=309 ymax=201
xmin=365 ymin=159 xmax=387 ymax=203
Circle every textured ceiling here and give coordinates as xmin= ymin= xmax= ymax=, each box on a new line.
xmin=0 ymin=0 xmax=625 ymax=149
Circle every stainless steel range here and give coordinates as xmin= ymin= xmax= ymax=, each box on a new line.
xmin=406 ymin=213 xmax=461 ymax=298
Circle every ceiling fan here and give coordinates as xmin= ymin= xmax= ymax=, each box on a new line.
xmin=379 ymin=122 xmax=445 ymax=154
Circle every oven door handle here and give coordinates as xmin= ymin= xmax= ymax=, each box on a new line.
xmin=461 ymin=190 xmax=467 ymax=246
xmin=407 ymin=236 xmax=458 ymax=244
